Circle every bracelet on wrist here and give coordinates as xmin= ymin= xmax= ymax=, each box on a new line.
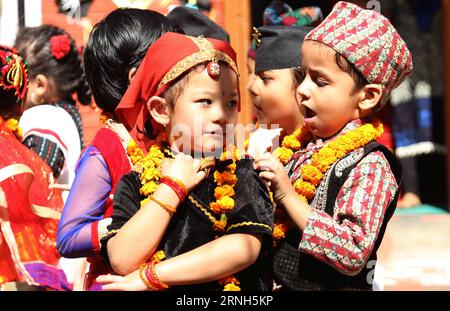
xmin=160 ymin=176 xmax=187 ymax=201
xmin=149 ymin=195 xmax=177 ymax=213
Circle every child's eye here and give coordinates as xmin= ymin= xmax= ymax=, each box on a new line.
xmin=227 ymin=100 xmax=238 ymax=109
xmin=197 ymin=99 xmax=212 ymax=106
xmin=315 ymin=78 xmax=328 ymax=87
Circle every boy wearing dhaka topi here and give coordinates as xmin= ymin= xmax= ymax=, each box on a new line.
xmin=254 ymin=1 xmax=412 ymax=290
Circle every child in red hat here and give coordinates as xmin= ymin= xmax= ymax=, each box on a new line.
xmin=96 ymin=32 xmax=273 ymax=291
xmin=253 ymin=1 xmax=412 ymax=290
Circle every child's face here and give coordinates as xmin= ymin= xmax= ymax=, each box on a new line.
xmin=248 ymin=68 xmax=303 ymax=134
xmin=297 ymin=41 xmax=361 ymax=139
xmin=167 ymin=64 xmax=239 ymax=156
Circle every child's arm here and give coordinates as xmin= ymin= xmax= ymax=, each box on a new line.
xmin=57 ymin=146 xmax=112 ymax=258
xmin=105 ymin=154 xmax=206 ymax=275
xmin=97 ymin=233 xmax=262 ymax=291
xmin=255 ymin=151 xmax=398 ymax=275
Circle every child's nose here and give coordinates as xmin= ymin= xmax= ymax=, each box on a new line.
xmin=211 ymin=103 xmax=228 ymax=124
xmin=296 ymin=80 xmax=311 ymax=102
xmin=247 ymin=76 xmax=259 ymax=96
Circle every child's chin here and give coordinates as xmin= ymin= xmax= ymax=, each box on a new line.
xmin=201 ymin=143 xmax=227 ymax=157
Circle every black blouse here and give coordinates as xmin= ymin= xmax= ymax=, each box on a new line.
xmin=101 ymin=158 xmax=274 ymax=290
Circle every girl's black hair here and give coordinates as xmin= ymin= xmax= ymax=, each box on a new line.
xmin=14 ymin=24 xmax=92 ymax=105
xmin=83 ymin=8 xmax=183 ymax=114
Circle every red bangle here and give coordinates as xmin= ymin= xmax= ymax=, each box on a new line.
xmin=144 ymin=261 xmax=169 ymax=290
xmin=160 ymin=177 xmax=187 ymax=202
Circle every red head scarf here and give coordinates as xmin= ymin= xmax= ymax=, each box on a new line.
xmin=115 ymin=32 xmax=239 ymax=151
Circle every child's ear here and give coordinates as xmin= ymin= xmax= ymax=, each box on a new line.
xmin=128 ymin=67 xmax=137 ymax=83
xmin=358 ymin=84 xmax=383 ymax=112
xmin=147 ymin=96 xmax=170 ymax=127
xmin=33 ymin=74 xmax=50 ymax=98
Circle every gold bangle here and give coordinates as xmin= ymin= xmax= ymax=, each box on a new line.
xmin=161 ymin=175 xmax=187 ymax=193
xmin=139 ymin=263 xmax=157 ymax=291
xmin=149 ymin=196 xmax=177 ymax=213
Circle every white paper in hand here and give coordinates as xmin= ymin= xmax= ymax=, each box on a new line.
xmin=247 ymin=127 xmax=282 ymax=158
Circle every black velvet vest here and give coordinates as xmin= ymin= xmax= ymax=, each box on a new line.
xmin=273 ymin=141 xmax=402 ymax=290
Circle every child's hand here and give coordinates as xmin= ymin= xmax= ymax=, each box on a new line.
xmin=162 ymin=153 xmax=206 ymax=192
xmin=96 ymin=269 xmax=148 ymax=291
xmin=253 ymin=152 xmax=295 ymax=204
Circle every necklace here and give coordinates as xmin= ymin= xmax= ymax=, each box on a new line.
xmin=126 ymin=141 xmax=241 ymax=290
xmin=272 ymin=119 xmax=384 ymax=243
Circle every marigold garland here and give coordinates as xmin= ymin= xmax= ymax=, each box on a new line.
xmin=126 ymin=140 xmax=242 ymax=291
xmin=272 ymin=120 xmax=384 ymax=244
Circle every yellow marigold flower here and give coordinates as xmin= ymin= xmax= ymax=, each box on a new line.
xmin=151 ymin=250 xmax=166 ymax=263
xmin=216 ymin=196 xmax=235 ymax=213
xmin=301 ymin=165 xmax=323 ymax=186
xmin=148 ymin=146 xmax=164 ymax=161
xmin=141 ymin=181 xmax=158 ymax=196
xmin=214 ymin=185 xmax=235 ymax=200
xmin=273 ymin=147 xmax=294 ymax=165
xmin=282 ymin=134 xmax=301 ymax=151
xmin=293 ymin=179 xmax=315 ymax=200
xmin=5 ymin=118 xmax=19 ymax=131
xmin=312 ymin=147 xmax=337 ymax=171
xmin=223 ymin=283 xmax=241 ymax=291
xmin=227 ymin=162 xmax=237 ymax=174
xmin=142 ymin=167 xmax=160 ymax=182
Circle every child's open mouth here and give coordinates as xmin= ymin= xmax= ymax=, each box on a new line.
xmin=303 ymin=105 xmax=316 ymax=119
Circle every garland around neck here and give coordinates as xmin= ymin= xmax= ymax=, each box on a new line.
xmin=126 ymin=138 xmax=242 ymax=291
xmin=272 ymin=119 xmax=384 ymax=243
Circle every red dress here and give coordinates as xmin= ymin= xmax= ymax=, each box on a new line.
xmin=0 ymin=122 xmax=71 ymax=290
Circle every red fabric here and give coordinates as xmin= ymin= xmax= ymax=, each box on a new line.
xmin=90 ymin=128 xmax=131 ymax=217
xmin=0 ymin=125 xmax=65 ymax=286
xmin=115 ymin=32 xmax=238 ymax=151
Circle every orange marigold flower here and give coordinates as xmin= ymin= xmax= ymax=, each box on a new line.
xmin=273 ymin=223 xmax=287 ymax=240
xmin=282 ymin=134 xmax=301 ymax=151
xmin=215 ymin=171 xmax=237 ymax=186
xmin=214 ymin=185 xmax=235 ymax=200
xmin=293 ymin=179 xmax=315 ymax=200
xmin=273 ymin=147 xmax=294 ymax=165
xmin=141 ymin=181 xmax=158 ymax=196
xmin=213 ymin=219 xmax=226 ymax=232
xmin=301 ymin=165 xmax=323 ymax=186
xmin=151 ymin=250 xmax=166 ymax=263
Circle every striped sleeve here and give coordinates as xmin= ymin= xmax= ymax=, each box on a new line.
xmin=298 ymin=151 xmax=398 ymax=276
xmin=23 ymin=134 xmax=65 ymax=178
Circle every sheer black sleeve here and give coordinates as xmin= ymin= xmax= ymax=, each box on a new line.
xmin=100 ymin=171 xmax=143 ymax=260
